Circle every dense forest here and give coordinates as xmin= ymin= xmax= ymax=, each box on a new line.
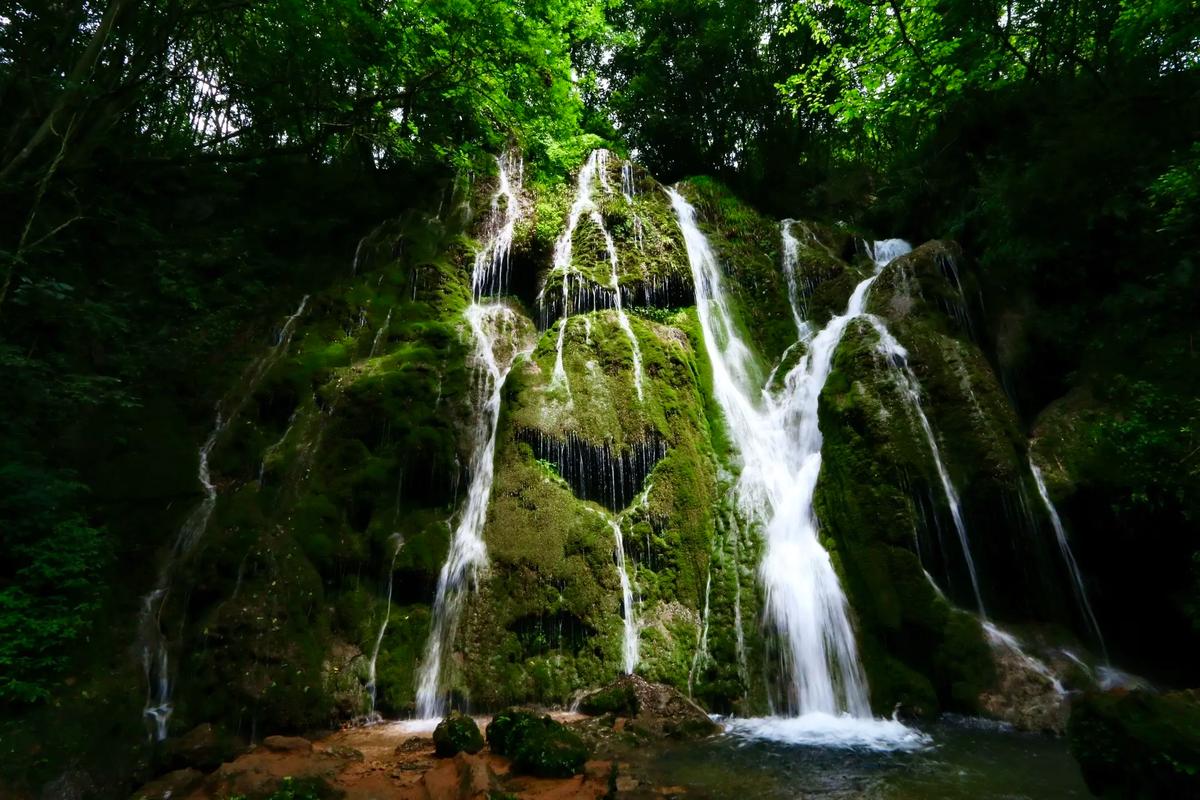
xmin=1 ymin=1 xmax=1198 ymax=798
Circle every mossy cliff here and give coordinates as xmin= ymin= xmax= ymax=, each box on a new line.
xmin=9 ymin=152 xmax=1168 ymax=800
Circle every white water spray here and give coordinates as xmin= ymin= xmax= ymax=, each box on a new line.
xmin=668 ymin=189 xmax=923 ymax=747
xmin=1029 ymin=460 xmax=1106 ymax=657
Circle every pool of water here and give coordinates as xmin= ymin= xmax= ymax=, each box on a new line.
xmin=619 ymin=716 xmax=1090 ymax=799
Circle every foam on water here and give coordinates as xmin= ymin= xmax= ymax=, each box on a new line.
xmin=724 ymin=713 xmax=931 ymax=751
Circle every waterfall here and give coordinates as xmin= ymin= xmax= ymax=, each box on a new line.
xmin=621 ymin=160 xmax=644 ymax=249
xmin=1029 ymin=460 xmax=1106 ymax=657
xmin=688 ymin=568 xmax=713 ymax=696
xmin=669 ymin=189 xmax=924 ymax=748
xmin=368 ymin=308 xmax=392 ymax=358
xmin=364 ymin=533 xmax=404 ymax=718
xmin=779 ymin=221 xmax=809 ymax=336
xmin=138 ymin=294 xmax=309 ymax=740
xmin=729 ymin=515 xmax=750 ymax=688
xmin=543 ymin=149 xmax=644 ymax=400
xmin=415 ymin=153 xmax=531 ymax=719
xmin=864 ymin=316 xmax=986 ymax=617
xmin=592 ymin=511 xmax=640 ymax=675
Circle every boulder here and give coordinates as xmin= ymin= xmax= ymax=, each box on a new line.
xmin=432 ymin=711 xmax=484 ymax=757
xmin=164 ymin=723 xmax=244 ymax=771
xmin=1068 ymin=689 xmax=1200 ymax=799
xmin=978 ymin=625 xmax=1069 ymax=733
xmin=486 ymin=709 xmax=589 ymax=777
xmin=260 ymin=735 xmax=313 ymax=754
xmin=579 ymin=675 xmax=720 ymax=739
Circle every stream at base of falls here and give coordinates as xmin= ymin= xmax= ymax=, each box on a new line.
xmin=620 ymin=716 xmax=1088 ymax=799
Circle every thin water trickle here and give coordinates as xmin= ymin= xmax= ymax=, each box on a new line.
xmin=369 ymin=309 xmax=392 ymax=358
xmin=588 ymin=508 xmax=641 ymax=675
xmin=864 ymin=316 xmax=987 ymax=617
xmin=688 ymin=568 xmax=713 ymax=696
xmin=138 ymin=294 xmax=309 ymax=740
xmin=543 ymin=150 xmax=644 ymax=400
xmin=1029 ymin=460 xmax=1106 ymax=658
xmin=415 ymin=154 xmax=531 ymax=719
xmin=365 ymin=533 xmax=405 ymax=718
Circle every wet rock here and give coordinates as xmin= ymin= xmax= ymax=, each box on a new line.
xmin=487 ymin=709 xmax=589 ymax=777
xmin=40 ymin=769 xmax=93 ymax=800
xmin=580 ymin=675 xmax=720 ymax=739
xmin=433 ymin=711 xmax=485 ymax=757
xmin=164 ymin=723 xmax=244 ymax=771
xmin=129 ymin=768 xmax=203 ymax=800
xmin=978 ymin=626 xmax=1069 ymax=733
xmin=260 ymin=735 xmax=313 ymax=753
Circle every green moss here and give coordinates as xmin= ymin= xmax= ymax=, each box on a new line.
xmin=579 ymin=683 xmax=639 ymax=716
xmin=1069 ymin=690 xmax=1200 ymax=800
xmin=433 ymin=711 xmax=485 ymax=757
xmin=487 ymin=709 xmax=588 ymax=777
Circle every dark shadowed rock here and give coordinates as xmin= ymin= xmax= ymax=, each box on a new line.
xmin=1069 ymin=689 xmax=1200 ymax=799
xmin=260 ymin=735 xmax=313 ymax=753
xmin=129 ymin=768 xmax=203 ymax=800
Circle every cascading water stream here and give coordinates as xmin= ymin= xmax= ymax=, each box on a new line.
xmin=138 ymin=294 xmax=309 ymax=740
xmin=668 ymin=189 xmax=925 ymax=749
xmin=1029 ymin=460 xmax=1106 ymax=657
xmin=543 ymin=150 xmax=644 ymax=400
xmin=621 ymin=160 xmax=644 ymax=249
xmin=779 ymin=221 xmax=810 ymax=337
xmin=415 ymin=153 xmax=531 ymax=719
xmin=688 ymin=568 xmax=713 ymax=696
xmin=864 ymin=316 xmax=987 ymax=617
xmin=369 ymin=309 xmax=392 ymax=358
xmin=364 ymin=533 xmax=404 ymax=718
xmin=587 ymin=508 xmax=641 ymax=675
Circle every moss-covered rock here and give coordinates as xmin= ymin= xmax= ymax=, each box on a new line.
xmin=433 ymin=711 xmax=484 ymax=757
xmin=1069 ymin=690 xmax=1200 ymax=799
xmin=486 ymin=709 xmax=588 ymax=778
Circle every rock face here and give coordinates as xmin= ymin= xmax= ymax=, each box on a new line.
xmin=116 ymin=150 xmax=1111 ymax=745
xmin=579 ymin=675 xmax=720 ymax=739
xmin=260 ymin=735 xmax=313 ymax=754
xmin=1068 ymin=690 xmax=1200 ymax=799
xmin=977 ymin=627 xmax=1069 ymax=733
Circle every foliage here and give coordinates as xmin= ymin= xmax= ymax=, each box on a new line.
xmin=596 ymin=0 xmax=835 ymax=211
xmin=0 ymin=459 xmax=107 ymax=704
